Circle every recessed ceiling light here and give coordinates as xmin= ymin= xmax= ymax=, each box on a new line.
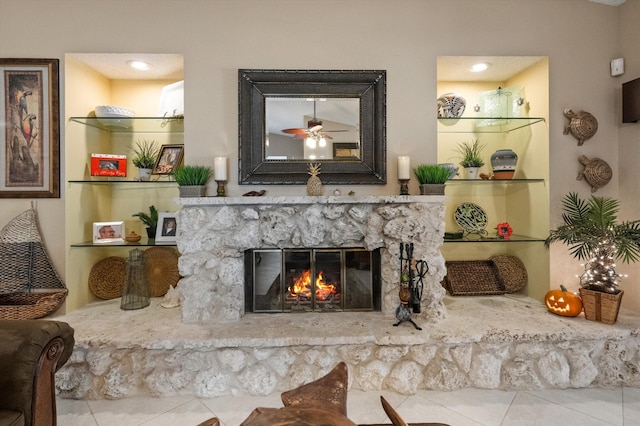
xmin=470 ymin=62 xmax=490 ymax=73
xmin=127 ymin=60 xmax=150 ymax=71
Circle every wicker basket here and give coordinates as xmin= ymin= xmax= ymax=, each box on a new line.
xmin=443 ymin=260 xmax=506 ymax=296
xmin=143 ymin=247 xmax=180 ymax=297
xmin=443 ymin=255 xmax=527 ymax=296
xmin=579 ymin=287 xmax=623 ymax=325
xmin=89 ymin=256 xmax=127 ymax=299
xmin=0 ymin=207 xmax=67 ymax=319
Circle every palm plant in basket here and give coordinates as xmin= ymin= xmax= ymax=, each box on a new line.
xmin=545 ymin=192 xmax=640 ymax=323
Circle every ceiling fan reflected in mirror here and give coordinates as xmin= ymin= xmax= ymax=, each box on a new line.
xmin=281 ymin=99 xmax=348 ymax=148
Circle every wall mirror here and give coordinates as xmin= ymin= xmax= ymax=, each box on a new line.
xmin=238 ymin=69 xmax=386 ymax=185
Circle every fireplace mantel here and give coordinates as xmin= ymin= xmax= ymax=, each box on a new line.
xmin=174 ymin=195 xmax=447 ymax=324
xmin=174 ymin=194 xmax=446 ymax=207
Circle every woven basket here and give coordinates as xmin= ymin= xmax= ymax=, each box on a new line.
xmin=89 ymin=256 xmax=127 ymax=299
xmin=490 ymin=254 xmax=528 ymax=293
xmin=143 ymin=247 xmax=180 ymax=297
xmin=443 ymin=260 xmax=506 ymax=296
xmin=0 ymin=207 xmax=67 ymax=319
xmin=443 ymin=255 xmax=527 ymax=296
xmin=579 ymin=287 xmax=623 ymax=325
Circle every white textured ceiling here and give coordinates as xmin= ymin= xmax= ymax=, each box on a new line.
xmin=69 ymin=53 xmax=183 ymax=80
xmin=437 ymin=56 xmax=545 ymax=82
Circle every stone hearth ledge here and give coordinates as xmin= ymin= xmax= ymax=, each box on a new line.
xmin=172 ymin=195 xmax=448 ymax=324
xmin=55 ymin=294 xmax=640 ymax=400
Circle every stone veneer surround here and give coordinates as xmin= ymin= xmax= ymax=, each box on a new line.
xmin=174 ymin=195 xmax=448 ymax=324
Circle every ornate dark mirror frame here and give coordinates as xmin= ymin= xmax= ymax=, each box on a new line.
xmin=238 ymin=69 xmax=387 ymax=185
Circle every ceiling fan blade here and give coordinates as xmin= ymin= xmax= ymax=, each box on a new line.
xmin=282 ymin=128 xmax=309 ymax=135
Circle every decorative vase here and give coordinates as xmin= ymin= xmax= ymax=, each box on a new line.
xmin=579 ymin=287 xmax=624 ymax=325
xmin=179 ymin=185 xmax=206 ymax=197
xmin=464 ymin=167 xmax=480 ymax=180
xmin=419 ymin=184 xmax=445 ymax=195
xmin=138 ymin=168 xmax=152 ymax=181
xmin=145 ymin=227 xmax=157 ymax=239
xmin=490 ymin=149 xmax=518 ymax=180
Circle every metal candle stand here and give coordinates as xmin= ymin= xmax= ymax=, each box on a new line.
xmin=393 ymin=242 xmax=427 ymax=330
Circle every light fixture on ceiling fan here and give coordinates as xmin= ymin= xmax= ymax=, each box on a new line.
xmin=281 ymin=99 xmax=346 ymax=148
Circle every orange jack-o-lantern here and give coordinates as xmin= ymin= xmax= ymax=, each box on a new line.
xmin=544 ymin=285 xmax=583 ymax=317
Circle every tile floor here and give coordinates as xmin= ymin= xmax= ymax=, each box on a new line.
xmin=57 ymin=386 xmax=640 ymax=426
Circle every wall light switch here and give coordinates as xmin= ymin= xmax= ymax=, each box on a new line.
xmin=611 ymin=57 xmax=625 ymax=77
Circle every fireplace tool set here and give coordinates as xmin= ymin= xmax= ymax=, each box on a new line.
xmin=394 ymin=242 xmax=427 ymax=330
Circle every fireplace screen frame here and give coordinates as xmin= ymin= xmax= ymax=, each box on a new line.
xmin=245 ymin=248 xmax=381 ymax=313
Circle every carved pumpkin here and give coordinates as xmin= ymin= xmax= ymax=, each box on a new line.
xmin=545 ymin=285 xmax=583 ymax=317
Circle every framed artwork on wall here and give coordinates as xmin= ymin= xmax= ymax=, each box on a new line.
xmin=155 ymin=212 xmax=177 ymax=243
xmin=93 ymin=221 xmax=125 ymax=244
xmin=152 ymin=144 xmax=184 ymax=175
xmin=0 ymin=58 xmax=60 ymax=198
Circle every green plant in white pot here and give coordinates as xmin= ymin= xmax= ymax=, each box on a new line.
xmin=413 ymin=164 xmax=450 ymax=195
xmin=455 ymin=139 xmax=485 ymax=179
xmin=131 ymin=139 xmax=159 ymax=181
xmin=545 ymin=192 xmax=640 ymax=323
xmin=173 ymin=165 xmax=213 ymax=197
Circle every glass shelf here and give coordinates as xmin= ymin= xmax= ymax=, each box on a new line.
xmin=443 ymin=234 xmax=545 ymax=243
xmin=68 ymin=116 xmax=184 ymax=133
xmin=438 ymin=117 xmax=545 ymax=133
xmin=446 ymin=178 xmax=545 ymax=184
xmin=70 ymin=238 xmax=176 ymax=248
xmin=68 ymin=179 xmax=177 ymax=185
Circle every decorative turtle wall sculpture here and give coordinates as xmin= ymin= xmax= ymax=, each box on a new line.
xmin=564 ymin=108 xmax=598 ymax=146
xmin=577 ymin=155 xmax=612 ymax=192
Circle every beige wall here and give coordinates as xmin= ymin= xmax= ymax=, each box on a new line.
xmin=1 ymin=0 xmax=638 ymax=312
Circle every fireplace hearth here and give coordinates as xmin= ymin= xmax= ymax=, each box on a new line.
xmin=245 ymin=248 xmax=381 ymax=313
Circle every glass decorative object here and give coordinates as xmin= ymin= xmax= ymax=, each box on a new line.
xmin=120 ymin=248 xmax=150 ymax=310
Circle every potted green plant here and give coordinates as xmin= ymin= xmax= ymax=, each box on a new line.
xmin=131 ymin=139 xmax=159 ymax=181
xmin=413 ymin=164 xmax=451 ymax=195
xmin=455 ymin=139 xmax=485 ymax=179
xmin=132 ymin=205 xmax=159 ymax=239
xmin=545 ymin=192 xmax=640 ymax=324
xmin=173 ymin=165 xmax=213 ymax=197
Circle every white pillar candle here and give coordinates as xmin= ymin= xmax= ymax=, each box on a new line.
xmin=214 ymin=157 xmax=227 ymax=181
xmin=397 ymin=156 xmax=410 ymax=180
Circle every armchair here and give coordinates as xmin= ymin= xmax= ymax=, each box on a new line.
xmin=0 ymin=320 xmax=74 ymax=426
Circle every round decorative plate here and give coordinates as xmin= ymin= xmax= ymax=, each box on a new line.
xmin=454 ymin=203 xmax=488 ymax=234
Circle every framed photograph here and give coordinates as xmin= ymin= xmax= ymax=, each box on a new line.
xmin=155 ymin=212 xmax=177 ymax=243
xmin=332 ymin=143 xmax=359 ymax=159
xmin=93 ymin=221 xmax=125 ymax=244
xmin=0 ymin=58 xmax=60 ymax=198
xmin=90 ymin=153 xmax=127 ymax=177
xmin=152 ymin=144 xmax=184 ymax=175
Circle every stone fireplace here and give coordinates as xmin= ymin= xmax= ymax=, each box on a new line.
xmin=175 ymin=195 xmax=448 ymax=324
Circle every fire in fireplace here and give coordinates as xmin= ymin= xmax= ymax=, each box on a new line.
xmin=245 ymin=248 xmax=381 ymax=313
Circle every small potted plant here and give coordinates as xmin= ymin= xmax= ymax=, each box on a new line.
xmin=132 ymin=205 xmax=158 ymax=239
xmin=455 ymin=139 xmax=485 ymax=179
xmin=131 ymin=139 xmax=159 ymax=181
xmin=173 ymin=165 xmax=213 ymax=197
xmin=545 ymin=192 xmax=640 ymax=324
xmin=413 ymin=164 xmax=451 ymax=195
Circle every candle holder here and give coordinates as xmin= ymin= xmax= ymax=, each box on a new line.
xmin=215 ymin=180 xmax=226 ymax=197
xmin=399 ymin=179 xmax=409 ymax=195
